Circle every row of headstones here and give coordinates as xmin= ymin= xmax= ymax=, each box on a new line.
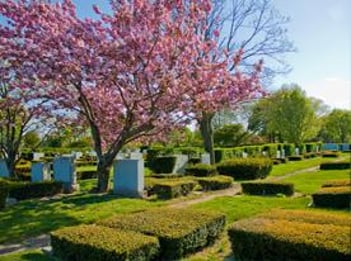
xmin=321 ymin=143 xmax=350 ymax=151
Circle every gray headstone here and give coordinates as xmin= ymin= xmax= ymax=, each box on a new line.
xmin=130 ymin=152 xmax=143 ymax=160
xmin=340 ymin=143 xmax=350 ymax=152
xmin=33 ymin=152 xmax=45 ymax=161
xmin=262 ymin=151 xmax=267 ymax=157
xmin=322 ymin=143 xmax=338 ymax=151
xmin=295 ymin=148 xmax=299 ymax=156
xmin=276 ymin=151 xmax=281 ymax=159
xmin=53 ymin=157 xmax=78 ymax=193
xmin=0 ymin=159 xmax=9 ymax=178
xmin=281 ymin=150 xmax=285 ymax=158
xmin=113 ymin=159 xmax=144 ymax=198
xmin=173 ymin=154 xmax=188 ymax=173
xmin=31 ymin=162 xmax=51 ymax=182
xmin=242 ymin=152 xmax=248 ymax=158
xmin=201 ymin=153 xmax=211 ymax=164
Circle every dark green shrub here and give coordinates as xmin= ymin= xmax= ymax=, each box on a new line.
xmin=322 ymin=151 xmax=340 ymax=158
xmin=262 ymin=144 xmax=278 ymax=158
xmin=185 ymin=163 xmax=217 ymax=177
xmin=241 ymin=182 xmax=294 ymax=196
xmin=312 ymin=187 xmax=351 ymax=209
xmin=214 ymin=148 xmax=238 ymax=163
xmin=228 ymin=217 xmax=351 ymax=261
xmin=8 ymin=181 xmax=64 ymax=200
xmin=287 ymin=155 xmax=303 ymax=161
xmin=98 ymin=208 xmax=226 ymax=260
xmin=320 ymin=161 xmax=350 ymax=170
xmin=149 ymin=156 xmax=177 ymax=174
xmin=76 ymin=171 xmax=97 ymax=180
xmin=51 ymin=225 xmax=159 ymax=261
xmin=283 ymin=143 xmax=295 ymax=157
xmin=0 ymin=179 xmax=9 ymax=209
xmin=216 ymin=158 xmax=272 ymax=180
xmin=149 ymin=173 xmax=184 ymax=179
xmin=187 ymin=157 xmax=201 ymax=165
xmin=153 ymin=180 xmax=196 ymax=199
xmin=197 ymin=175 xmax=233 ymax=191
xmin=146 ymin=146 xmax=166 ymax=162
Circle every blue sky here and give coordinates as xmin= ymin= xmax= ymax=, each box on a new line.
xmin=73 ymin=0 xmax=351 ymax=110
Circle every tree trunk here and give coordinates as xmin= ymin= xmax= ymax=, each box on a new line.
xmin=6 ymin=151 xmax=17 ymax=179
xmin=199 ymin=112 xmax=216 ymax=165
xmin=97 ymin=161 xmax=112 ymax=192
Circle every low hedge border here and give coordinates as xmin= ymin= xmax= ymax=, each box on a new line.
xmin=228 ymin=218 xmax=351 ymax=261
xmin=258 ymin=209 xmax=351 ymax=227
xmin=197 ymin=175 xmax=233 ymax=191
xmin=149 ymin=173 xmax=184 ymax=179
xmin=77 ymin=171 xmax=97 ymax=180
xmin=312 ymin=186 xmax=351 ymax=209
xmin=185 ymin=163 xmax=217 ymax=177
xmin=320 ymin=161 xmax=350 ymax=170
xmin=98 ymin=208 xmax=226 ymax=260
xmin=287 ymin=155 xmax=303 ymax=161
xmin=216 ymin=158 xmax=272 ymax=180
xmin=321 ymin=179 xmax=351 ymax=188
xmin=0 ymin=179 xmax=9 ymax=209
xmin=241 ymin=182 xmax=294 ymax=196
xmin=152 ymin=180 xmax=196 ymax=199
xmin=51 ymin=225 xmax=160 ymax=261
xmin=8 ymin=181 xmax=64 ymax=201
xmin=321 ymin=151 xmax=340 ymax=158
xmin=148 ymin=156 xmax=177 ymax=174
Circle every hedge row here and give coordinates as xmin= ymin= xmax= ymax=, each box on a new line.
xmin=321 ymin=151 xmax=340 ymax=158
xmin=312 ymin=186 xmax=350 ymax=209
xmin=258 ymin=209 xmax=351 ymax=227
xmin=321 ymin=179 xmax=351 ymax=188
xmin=152 ymin=180 xmax=196 ymax=199
xmin=51 ymin=225 xmax=159 ymax=261
xmin=0 ymin=179 xmax=9 ymax=209
xmin=197 ymin=175 xmax=233 ymax=191
xmin=185 ymin=163 xmax=217 ymax=177
xmin=76 ymin=171 xmax=97 ymax=180
xmin=287 ymin=155 xmax=303 ymax=161
xmin=8 ymin=181 xmax=64 ymax=201
xmin=320 ymin=161 xmax=350 ymax=170
xmin=98 ymin=208 xmax=226 ymax=260
xmin=241 ymin=182 xmax=294 ymax=196
xmin=148 ymin=156 xmax=176 ymax=174
xmin=228 ymin=217 xmax=351 ymax=261
xmin=217 ymin=158 xmax=272 ymax=180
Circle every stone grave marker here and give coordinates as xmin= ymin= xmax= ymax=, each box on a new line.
xmin=53 ymin=157 xmax=79 ymax=193
xmin=31 ymin=162 xmax=51 ymax=182
xmin=0 ymin=159 xmax=9 ymax=178
xmin=201 ymin=153 xmax=210 ymax=164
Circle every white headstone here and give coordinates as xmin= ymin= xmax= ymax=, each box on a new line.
xmin=201 ymin=153 xmax=211 ymax=165
xmin=173 ymin=154 xmax=188 ymax=173
xmin=281 ymin=150 xmax=285 ymax=158
xmin=276 ymin=151 xmax=281 ymax=159
xmin=0 ymin=159 xmax=10 ymax=178
xmin=295 ymin=148 xmax=299 ymax=156
xmin=262 ymin=151 xmax=267 ymax=157
xmin=113 ymin=159 xmax=144 ymax=198
xmin=33 ymin=152 xmax=45 ymax=161
xmin=53 ymin=157 xmax=78 ymax=193
xmin=130 ymin=152 xmax=143 ymax=160
xmin=31 ymin=162 xmax=51 ymax=182
xmin=242 ymin=152 xmax=248 ymax=158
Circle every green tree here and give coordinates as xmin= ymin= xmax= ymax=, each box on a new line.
xmin=23 ymin=131 xmax=41 ymax=150
xmin=319 ymin=109 xmax=351 ymax=143
xmin=214 ymin=124 xmax=250 ymax=147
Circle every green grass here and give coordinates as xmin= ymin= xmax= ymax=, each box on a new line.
xmin=0 ymin=249 xmax=56 ymax=261
xmin=279 ymin=169 xmax=350 ymax=194
xmin=0 ymin=194 xmax=163 ymax=244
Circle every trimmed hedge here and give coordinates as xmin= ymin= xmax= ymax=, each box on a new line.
xmin=241 ymin=182 xmax=294 ymax=196
xmin=148 ymin=156 xmax=176 ymax=174
xmin=185 ymin=163 xmax=217 ymax=177
xmin=77 ymin=171 xmax=97 ymax=180
xmin=98 ymin=208 xmax=226 ymax=260
xmin=0 ymin=179 xmax=9 ymax=209
xmin=217 ymin=158 xmax=272 ymax=180
xmin=152 ymin=180 xmax=196 ymax=199
xmin=8 ymin=181 xmax=64 ymax=201
xmin=51 ymin=225 xmax=160 ymax=261
xmin=259 ymin=209 xmax=351 ymax=227
xmin=322 ymin=151 xmax=340 ymax=158
xmin=312 ymin=186 xmax=351 ymax=209
xmin=322 ymin=179 xmax=351 ymax=188
xmin=197 ymin=175 xmax=233 ymax=191
xmin=320 ymin=161 xmax=350 ymax=170
xmin=228 ymin=218 xmax=351 ymax=261
xmin=287 ymin=155 xmax=303 ymax=161
xmin=149 ymin=173 xmax=184 ymax=179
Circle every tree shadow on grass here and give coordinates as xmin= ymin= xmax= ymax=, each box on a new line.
xmin=20 ymin=252 xmax=57 ymax=261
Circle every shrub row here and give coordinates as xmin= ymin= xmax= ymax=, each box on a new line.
xmin=148 ymin=156 xmax=176 ymax=174
xmin=217 ymin=158 xmax=272 ymax=180
xmin=287 ymin=155 xmax=303 ymax=161
xmin=197 ymin=175 xmax=233 ymax=191
xmin=241 ymin=182 xmax=294 ymax=196
xmin=228 ymin=217 xmax=351 ymax=261
xmin=8 ymin=181 xmax=64 ymax=201
xmin=321 ymin=179 xmax=351 ymax=188
xmin=0 ymin=179 xmax=9 ymax=209
xmin=258 ymin=209 xmax=351 ymax=227
xmin=185 ymin=163 xmax=217 ymax=177
xmin=98 ymin=208 xmax=226 ymax=260
xmin=51 ymin=225 xmax=159 ymax=261
xmin=152 ymin=180 xmax=196 ymax=199
xmin=320 ymin=161 xmax=350 ymax=170
xmin=149 ymin=173 xmax=184 ymax=179
xmin=312 ymin=186 xmax=350 ymax=209
xmin=321 ymin=151 xmax=340 ymax=158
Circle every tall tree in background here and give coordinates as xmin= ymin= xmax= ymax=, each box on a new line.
xmin=318 ymin=109 xmax=351 ymax=143
xmin=197 ymin=0 xmax=295 ymax=163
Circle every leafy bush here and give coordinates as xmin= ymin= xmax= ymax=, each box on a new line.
xmin=258 ymin=209 xmax=351 ymax=226
xmin=51 ymin=225 xmax=159 ymax=261
xmin=76 ymin=171 xmax=97 ymax=180
xmin=149 ymin=173 xmax=184 ymax=179
xmin=241 ymin=182 xmax=294 ymax=196
xmin=8 ymin=181 xmax=64 ymax=200
xmin=303 ymin=152 xmax=317 ymax=158
xmin=197 ymin=175 xmax=233 ymax=191
xmin=262 ymin=144 xmax=278 ymax=158
xmin=321 ymin=179 xmax=351 ymax=188
xmin=228 ymin=217 xmax=351 ymax=261
xmin=216 ymin=158 xmax=272 ymax=180
xmin=148 ymin=156 xmax=177 ymax=174
xmin=0 ymin=179 xmax=9 ymax=209
xmin=322 ymin=151 xmax=340 ymax=158
xmin=287 ymin=155 xmax=304 ymax=161
xmin=320 ymin=161 xmax=350 ymax=170
xmin=312 ymin=186 xmax=351 ymax=209
xmin=153 ymin=180 xmax=196 ymax=199
xmin=283 ymin=143 xmax=295 ymax=157
xmin=98 ymin=208 xmax=226 ymax=260
xmin=185 ymin=163 xmax=217 ymax=177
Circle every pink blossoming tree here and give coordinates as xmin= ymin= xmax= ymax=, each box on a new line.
xmin=0 ymin=0 xmax=263 ymax=191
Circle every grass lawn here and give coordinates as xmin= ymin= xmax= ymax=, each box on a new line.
xmin=279 ymin=169 xmax=350 ymax=194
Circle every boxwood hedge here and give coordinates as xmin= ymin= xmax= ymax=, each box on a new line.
xmin=98 ymin=208 xmax=226 ymax=260
xmin=152 ymin=180 xmax=196 ymax=199
xmin=312 ymin=186 xmax=351 ymax=209
xmin=148 ymin=156 xmax=177 ymax=173
xmin=8 ymin=181 xmax=64 ymax=201
xmin=0 ymin=179 xmax=9 ymax=209
xmin=51 ymin=225 xmax=160 ymax=261
xmin=197 ymin=175 xmax=233 ymax=191
xmin=228 ymin=218 xmax=351 ymax=261
xmin=185 ymin=163 xmax=217 ymax=177
xmin=216 ymin=158 xmax=272 ymax=180
xmin=320 ymin=161 xmax=350 ymax=170
xmin=321 ymin=179 xmax=351 ymax=188
xmin=241 ymin=182 xmax=294 ymax=196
